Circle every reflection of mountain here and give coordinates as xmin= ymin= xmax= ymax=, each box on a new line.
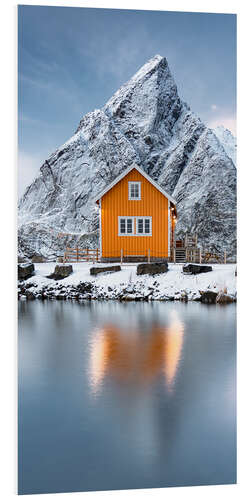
xmin=89 ymin=311 xmax=184 ymax=395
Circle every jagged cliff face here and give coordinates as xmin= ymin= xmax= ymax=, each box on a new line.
xmin=18 ymin=55 xmax=236 ymax=259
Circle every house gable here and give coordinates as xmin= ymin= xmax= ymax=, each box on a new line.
xmin=94 ymin=163 xmax=176 ymax=205
xmin=102 ymin=167 xmax=169 ymax=209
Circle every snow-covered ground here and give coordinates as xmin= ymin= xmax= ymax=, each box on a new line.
xmin=18 ymin=262 xmax=236 ymax=302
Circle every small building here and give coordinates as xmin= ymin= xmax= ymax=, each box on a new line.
xmin=94 ymin=164 xmax=177 ymax=262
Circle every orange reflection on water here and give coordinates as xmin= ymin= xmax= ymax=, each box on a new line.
xmin=89 ymin=311 xmax=184 ymax=395
xmin=164 ymin=311 xmax=184 ymax=390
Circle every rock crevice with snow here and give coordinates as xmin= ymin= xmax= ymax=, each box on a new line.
xmin=18 ymin=55 xmax=236 ymax=259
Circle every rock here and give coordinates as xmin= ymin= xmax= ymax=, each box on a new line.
xmin=137 ymin=262 xmax=168 ymax=275
xmin=90 ymin=265 xmax=121 ymax=276
xmin=18 ymin=255 xmax=30 ymax=263
xmin=200 ymin=290 xmax=218 ymax=304
xmin=180 ymin=291 xmax=188 ymax=302
xmin=18 ymin=263 xmax=35 ymax=280
xmin=31 ymin=254 xmax=46 ymax=263
xmin=56 ymin=293 xmax=67 ymax=300
xmin=235 ymin=266 xmax=237 ymax=277
xmin=216 ymin=292 xmax=235 ymax=304
xmin=77 ymin=282 xmax=93 ymax=293
xmin=47 ymin=264 xmax=73 ymax=280
xmin=24 ymin=282 xmax=36 ymax=289
xmin=183 ymin=264 xmax=212 ymax=275
xmin=25 ymin=291 xmax=36 ymax=300
xmin=120 ymin=294 xmax=137 ymax=301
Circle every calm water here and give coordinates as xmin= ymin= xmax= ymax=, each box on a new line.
xmin=18 ymin=300 xmax=236 ymax=494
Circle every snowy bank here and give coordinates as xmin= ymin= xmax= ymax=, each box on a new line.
xmin=18 ymin=262 xmax=237 ymax=303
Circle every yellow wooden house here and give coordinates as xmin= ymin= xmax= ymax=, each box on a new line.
xmin=94 ymin=164 xmax=177 ymax=262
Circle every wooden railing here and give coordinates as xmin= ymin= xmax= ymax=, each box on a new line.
xmin=64 ymin=247 xmax=99 ymax=263
xmin=171 ymin=246 xmax=228 ymax=264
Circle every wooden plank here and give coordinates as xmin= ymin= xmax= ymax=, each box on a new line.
xmin=65 ymin=250 xmax=98 ymax=256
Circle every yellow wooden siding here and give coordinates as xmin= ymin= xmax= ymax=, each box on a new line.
xmin=101 ymin=168 xmax=169 ymax=258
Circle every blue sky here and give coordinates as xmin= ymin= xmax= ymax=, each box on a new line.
xmin=18 ymin=5 xmax=236 ymax=195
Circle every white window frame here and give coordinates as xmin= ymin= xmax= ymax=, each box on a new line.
xmin=128 ymin=181 xmax=141 ymax=200
xmin=135 ymin=216 xmax=152 ymax=236
xmin=118 ymin=216 xmax=135 ymax=236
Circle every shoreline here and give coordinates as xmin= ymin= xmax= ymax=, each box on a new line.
xmin=18 ymin=262 xmax=237 ymax=304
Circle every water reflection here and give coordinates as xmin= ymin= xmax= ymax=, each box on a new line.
xmin=89 ymin=310 xmax=184 ymax=395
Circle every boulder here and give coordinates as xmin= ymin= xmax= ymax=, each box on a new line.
xmin=48 ymin=264 xmax=73 ymax=280
xmin=137 ymin=262 xmax=168 ymax=276
xmin=180 ymin=291 xmax=188 ymax=302
xmin=216 ymin=292 xmax=235 ymax=304
xmin=18 ymin=256 xmax=30 ymax=264
xmin=183 ymin=264 xmax=212 ymax=275
xmin=25 ymin=291 xmax=36 ymax=300
xmin=77 ymin=282 xmax=93 ymax=293
xmin=199 ymin=290 xmax=218 ymax=304
xmin=90 ymin=265 xmax=121 ymax=276
xmin=31 ymin=254 xmax=46 ymax=263
xmin=18 ymin=263 xmax=35 ymax=280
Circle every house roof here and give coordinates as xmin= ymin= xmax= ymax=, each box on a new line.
xmin=94 ymin=163 xmax=177 ymax=205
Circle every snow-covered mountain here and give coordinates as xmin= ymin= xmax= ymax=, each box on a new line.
xmin=18 ymin=55 xmax=236 ymax=259
xmin=213 ymin=125 xmax=237 ymax=166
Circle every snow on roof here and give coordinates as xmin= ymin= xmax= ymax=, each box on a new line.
xmin=94 ymin=164 xmax=177 ymax=205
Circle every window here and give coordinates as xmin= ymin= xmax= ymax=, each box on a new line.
xmin=118 ymin=216 xmax=152 ymax=236
xmin=118 ymin=217 xmax=135 ymax=236
xmin=128 ymin=182 xmax=141 ymax=200
xmin=136 ymin=217 xmax=152 ymax=236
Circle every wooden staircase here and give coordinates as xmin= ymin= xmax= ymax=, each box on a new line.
xmin=175 ymin=248 xmax=186 ymax=263
xmin=171 ymin=233 xmax=201 ymax=263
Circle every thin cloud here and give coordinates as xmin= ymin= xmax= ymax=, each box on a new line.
xmin=207 ymin=115 xmax=236 ymax=136
xmin=78 ymin=26 xmax=157 ymax=82
xmin=19 ymin=72 xmax=83 ymax=114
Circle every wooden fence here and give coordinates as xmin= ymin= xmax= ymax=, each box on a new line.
xmin=64 ymin=247 xmax=99 ymax=263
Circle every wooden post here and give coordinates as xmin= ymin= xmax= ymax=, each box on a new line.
xmin=224 ymin=250 xmax=227 ymax=264
xmin=76 ymin=247 xmax=79 ymax=262
xmin=120 ymin=248 xmax=123 ymax=265
xmin=86 ymin=248 xmax=89 ymax=262
xmin=96 ymin=248 xmax=99 ymax=262
xmin=173 ymin=247 xmax=176 ymax=264
xmin=199 ymin=247 xmax=202 ymax=264
xmin=148 ymin=249 xmax=150 ymax=263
